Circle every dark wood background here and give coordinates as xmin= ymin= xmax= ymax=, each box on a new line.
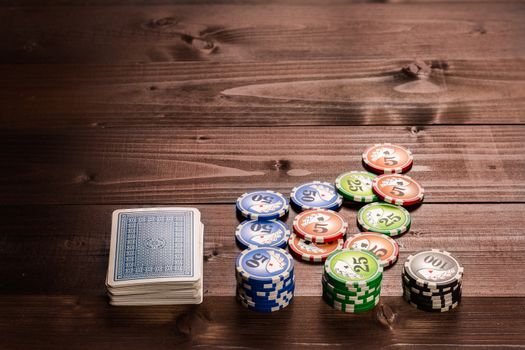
xmin=1 ymin=1 xmax=524 ymax=349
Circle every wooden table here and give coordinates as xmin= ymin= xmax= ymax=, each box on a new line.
xmin=1 ymin=1 xmax=524 ymax=349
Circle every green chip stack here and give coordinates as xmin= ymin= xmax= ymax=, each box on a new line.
xmin=322 ymin=249 xmax=383 ymax=313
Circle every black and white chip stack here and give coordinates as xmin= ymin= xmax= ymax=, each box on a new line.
xmin=402 ymin=249 xmax=463 ymax=312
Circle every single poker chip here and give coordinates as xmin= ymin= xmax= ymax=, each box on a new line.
xmin=238 ymin=275 xmax=295 ymax=292
xmin=335 ymin=171 xmax=379 ymax=203
xmin=406 ymin=299 xmax=459 ymax=313
xmin=343 ymin=232 xmax=399 ymax=268
xmin=323 ymin=289 xmax=380 ymax=305
xmin=241 ymin=285 xmax=295 ymax=300
xmin=357 ymin=202 xmax=411 ymax=236
xmin=238 ymin=289 xmax=294 ymax=305
xmin=235 ymin=220 xmax=291 ymax=250
xmin=324 ymin=249 xmax=383 ymax=288
xmin=288 ymin=233 xmax=343 ymax=262
xmin=322 ymin=275 xmax=380 ymax=296
xmin=362 ymin=143 xmax=413 ymax=174
xmin=402 ymin=278 xmax=462 ymax=296
xmin=235 ymin=270 xmax=295 ymax=290
xmin=235 ymin=247 xmax=294 ymax=284
xmin=323 ymin=284 xmax=381 ymax=303
xmin=403 ymin=290 xmax=461 ymax=306
xmin=237 ymin=294 xmax=292 ymax=312
xmin=372 ymin=174 xmax=425 ymax=206
xmin=293 ymin=209 xmax=347 ymax=243
xmin=237 ymin=275 xmax=295 ymax=292
xmin=237 ymin=294 xmax=293 ymax=309
xmin=402 ymin=271 xmax=462 ymax=292
xmin=403 ymin=249 xmax=464 ymax=289
xmin=323 ymin=293 xmax=380 ymax=313
xmin=236 ymin=190 xmax=289 ymax=220
xmin=290 ymin=181 xmax=343 ymax=211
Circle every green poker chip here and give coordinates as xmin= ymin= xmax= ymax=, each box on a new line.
xmin=335 ymin=171 xmax=378 ymax=203
xmin=324 ymin=249 xmax=383 ymax=289
xmin=323 ymin=270 xmax=382 ymax=291
xmin=323 ymin=291 xmax=381 ymax=307
xmin=357 ymin=202 xmax=411 ymax=236
xmin=323 ymin=284 xmax=381 ymax=304
xmin=322 ymin=292 xmax=380 ymax=313
xmin=321 ymin=275 xmax=380 ymax=297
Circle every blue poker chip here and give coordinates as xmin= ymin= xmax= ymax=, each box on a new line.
xmin=235 ymin=247 xmax=294 ymax=284
xmin=236 ymin=190 xmax=289 ymax=220
xmin=290 ymin=181 xmax=343 ymax=211
xmin=235 ymin=220 xmax=291 ymax=250
xmin=238 ymin=287 xmax=294 ymax=304
xmin=240 ymin=280 xmax=295 ymax=299
xmin=235 ymin=269 xmax=295 ymax=289
xmin=237 ymin=275 xmax=295 ymax=293
xmin=237 ymin=293 xmax=293 ymax=309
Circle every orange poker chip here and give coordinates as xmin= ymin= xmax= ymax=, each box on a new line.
xmin=372 ymin=174 xmax=424 ymax=206
xmin=288 ymin=234 xmax=343 ymax=263
xmin=343 ymin=232 xmax=399 ymax=268
xmin=362 ymin=143 xmax=413 ymax=174
xmin=292 ymin=209 xmax=347 ymax=243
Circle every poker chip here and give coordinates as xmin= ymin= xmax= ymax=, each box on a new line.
xmin=362 ymin=143 xmax=413 ymax=174
xmin=236 ymin=190 xmax=289 ymax=220
xmin=322 ymin=275 xmax=379 ymax=295
xmin=324 ymin=249 xmax=383 ymax=289
xmin=235 ymin=247 xmax=295 ymax=312
xmin=288 ymin=233 xmax=343 ymax=263
xmin=293 ymin=209 xmax=347 ymax=243
xmin=322 ymin=292 xmax=381 ymax=313
xmin=372 ymin=174 xmax=425 ymax=206
xmin=401 ymin=249 xmax=463 ymax=312
xmin=357 ymin=202 xmax=411 ymax=236
xmin=235 ymin=219 xmax=291 ymax=250
xmin=404 ymin=249 xmax=463 ymax=289
xmin=335 ymin=171 xmax=378 ymax=203
xmin=290 ymin=181 xmax=343 ymax=211
xmin=343 ymin=232 xmax=399 ymax=268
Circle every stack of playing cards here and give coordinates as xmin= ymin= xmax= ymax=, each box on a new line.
xmin=106 ymin=207 xmax=203 ymax=306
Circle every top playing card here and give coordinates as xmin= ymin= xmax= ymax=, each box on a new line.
xmin=106 ymin=207 xmax=202 ymax=288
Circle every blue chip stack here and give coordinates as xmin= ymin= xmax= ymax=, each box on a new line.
xmin=235 ymin=247 xmax=295 ymax=312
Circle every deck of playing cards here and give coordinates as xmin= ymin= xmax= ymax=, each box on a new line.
xmin=106 ymin=208 xmax=203 ymax=306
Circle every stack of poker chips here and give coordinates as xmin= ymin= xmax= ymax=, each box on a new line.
xmin=235 ymin=247 xmax=295 ymax=312
xmin=287 ymin=181 xmax=346 ymax=263
xmin=235 ymin=190 xmax=291 ymax=250
xmin=322 ymin=249 xmax=383 ymax=313
xmin=402 ymin=249 xmax=463 ymax=312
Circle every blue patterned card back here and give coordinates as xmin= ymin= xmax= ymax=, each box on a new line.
xmin=113 ymin=210 xmax=197 ymax=282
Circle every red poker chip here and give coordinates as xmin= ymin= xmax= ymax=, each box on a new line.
xmin=343 ymin=232 xmax=399 ymax=268
xmin=292 ymin=209 xmax=347 ymax=243
xmin=362 ymin=143 xmax=413 ymax=174
xmin=288 ymin=233 xmax=343 ymax=263
xmin=372 ymin=174 xmax=424 ymax=206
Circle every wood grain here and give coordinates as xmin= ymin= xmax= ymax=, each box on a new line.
xmin=1 ymin=296 xmax=524 ymax=350
xmin=0 ymin=4 xmax=524 ymax=64
xmin=2 ymin=59 xmax=525 ymax=128
xmin=2 ymin=1 xmax=525 ymax=348
xmin=2 ymin=204 xmax=523 ymax=297
xmin=1 ymin=126 xmax=523 ymax=204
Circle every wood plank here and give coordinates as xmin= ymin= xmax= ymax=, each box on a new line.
xmin=1 ymin=296 xmax=524 ymax=349
xmin=1 ymin=125 xmax=523 ymax=204
xmin=0 ymin=4 xmax=524 ymax=64
xmin=2 ymin=59 xmax=525 ymax=127
xmin=1 ymin=204 xmax=523 ymax=297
